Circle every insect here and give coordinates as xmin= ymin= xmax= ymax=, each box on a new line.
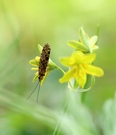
xmin=27 ymin=43 xmax=51 ymax=102
xmin=38 ymin=43 xmax=51 ymax=82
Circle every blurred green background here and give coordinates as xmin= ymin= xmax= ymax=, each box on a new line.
xmin=0 ymin=0 xmax=116 ymax=135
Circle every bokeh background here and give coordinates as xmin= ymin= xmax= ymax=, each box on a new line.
xmin=0 ymin=0 xmax=116 ymax=135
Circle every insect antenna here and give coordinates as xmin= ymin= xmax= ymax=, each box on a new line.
xmin=36 ymin=81 xmax=41 ymax=103
xmin=26 ymin=81 xmax=40 ymax=101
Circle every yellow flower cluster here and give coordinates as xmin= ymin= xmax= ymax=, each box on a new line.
xmin=29 ymin=27 xmax=104 ymax=91
xmin=59 ymin=27 xmax=104 ymax=90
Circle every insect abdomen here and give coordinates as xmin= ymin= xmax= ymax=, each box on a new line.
xmin=38 ymin=43 xmax=51 ymax=82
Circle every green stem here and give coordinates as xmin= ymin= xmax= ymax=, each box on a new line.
xmin=57 ymin=66 xmax=65 ymax=74
xmin=81 ymin=92 xmax=87 ymax=103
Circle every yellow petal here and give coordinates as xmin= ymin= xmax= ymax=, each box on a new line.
xmin=35 ymin=56 xmax=40 ymax=62
xmin=75 ymin=66 xmax=87 ymax=88
xmin=31 ymin=68 xmax=38 ymax=71
xmin=59 ymin=68 xmax=76 ymax=83
xmin=82 ymin=53 xmax=96 ymax=63
xmin=32 ymin=72 xmax=38 ymax=82
xmin=29 ymin=56 xmax=40 ymax=66
xmin=85 ymin=65 xmax=104 ymax=77
xmin=71 ymin=51 xmax=83 ymax=64
xmin=29 ymin=59 xmax=37 ymax=66
xmin=60 ymin=57 xmax=75 ymax=66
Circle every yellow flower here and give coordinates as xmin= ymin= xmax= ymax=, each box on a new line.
xmin=29 ymin=44 xmax=57 ymax=84
xmin=59 ymin=51 xmax=104 ymax=88
xmin=68 ymin=27 xmax=99 ymax=53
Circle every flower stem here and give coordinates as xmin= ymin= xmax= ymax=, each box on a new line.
xmin=57 ymin=66 xmax=65 ymax=74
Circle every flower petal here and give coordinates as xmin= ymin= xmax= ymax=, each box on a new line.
xmin=92 ymin=45 xmax=99 ymax=52
xmin=79 ymin=27 xmax=90 ymax=48
xmin=38 ymin=44 xmax=43 ymax=54
xmin=29 ymin=56 xmax=40 ymax=66
xmin=85 ymin=65 xmax=104 ymax=77
xmin=59 ymin=68 xmax=76 ymax=83
xmin=60 ymin=57 xmax=75 ymax=67
xmin=75 ymin=66 xmax=87 ymax=88
xmin=31 ymin=68 xmax=38 ymax=70
xmin=32 ymin=72 xmax=38 ymax=82
xmin=35 ymin=56 xmax=40 ymax=62
xmin=89 ymin=36 xmax=98 ymax=47
xmin=41 ymin=70 xmax=51 ymax=85
xmin=82 ymin=53 xmax=96 ymax=63
xmin=68 ymin=40 xmax=89 ymax=52
xmin=29 ymin=59 xmax=37 ymax=66
xmin=71 ymin=51 xmax=84 ymax=64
